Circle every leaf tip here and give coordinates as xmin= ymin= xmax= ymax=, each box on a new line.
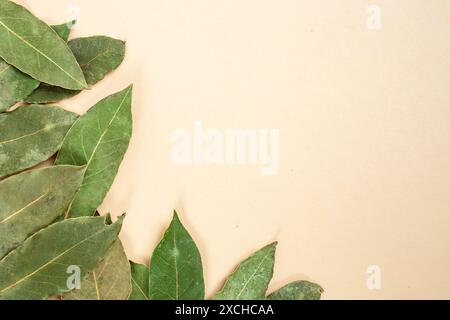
xmin=117 ymin=213 xmax=126 ymax=224
xmin=172 ymin=210 xmax=182 ymax=223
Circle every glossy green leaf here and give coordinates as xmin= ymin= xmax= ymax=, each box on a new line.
xmin=0 ymin=215 xmax=123 ymax=300
xmin=25 ymin=36 xmax=126 ymax=104
xmin=214 ymin=243 xmax=277 ymax=300
xmin=55 ymin=85 xmax=133 ymax=218
xmin=149 ymin=212 xmax=205 ymax=300
xmin=0 ymin=105 xmax=78 ymax=178
xmin=0 ymin=0 xmax=86 ymax=90
xmin=129 ymin=262 xmax=149 ymax=300
xmin=0 ymin=165 xmax=84 ymax=260
xmin=0 ymin=22 xmax=75 ymax=112
xmin=63 ymin=240 xmax=131 ymax=300
xmin=267 ymin=281 xmax=323 ymax=300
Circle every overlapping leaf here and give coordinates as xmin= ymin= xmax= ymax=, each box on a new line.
xmin=214 ymin=243 xmax=277 ymax=300
xmin=0 ymin=105 xmax=78 ymax=178
xmin=0 ymin=21 xmax=75 ymax=112
xmin=267 ymin=281 xmax=323 ymax=300
xmin=51 ymin=21 xmax=75 ymax=43
xmin=149 ymin=212 xmax=205 ymax=300
xmin=26 ymin=36 xmax=126 ymax=104
xmin=55 ymin=85 xmax=133 ymax=218
xmin=63 ymin=240 xmax=131 ymax=300
xmin=0 ymin=59 xmax=39 ymax=113
xmin=129 ymin=262 xmax=149 ymax=300
xmin=0 ymin=215 xmax=123 ymax=300
xmin=0 ymin=0 xmax=86 ymax=90
xmin=0 ymin=166 xmax=84 ymax=260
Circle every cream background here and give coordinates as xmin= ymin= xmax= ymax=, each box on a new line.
xmin=19 ymin=0 xmax=450 ymax=299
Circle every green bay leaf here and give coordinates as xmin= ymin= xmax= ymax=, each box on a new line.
xmin=149 ymin=212 xmax=205 ymax=300
xmin=0 ymin=59 xmax=39 ymax=113
xmin=51 ymin=20 xmax=75 ymax=42
xmin=0 ymin=105 xmax=78 ymax=178
xmin=55 ymin=85 xmax=133 ymax=218
xmin=24 ymin=85 xmax=78 ymax=105
xmin=0 ymin=215 xmax=123 ymax=300
xmin=267 ymin=281 xmax=323 ymax=300
xmin=26 ymin=36 xmax=126 ymax=104
xmin=0 ymin=0 xmax=86 ymax=90
xmin=0 ymin=21 xmax=75 ymax=112
xmin=63 ymin=240 xmax=131 ymax=300
xmin=0 ymin=165 xmax=85 ymax=260
xmin=214 ymin=243 xmax=277 ymax=300
xmin=129 ymin=262 xmax=149 ymax=300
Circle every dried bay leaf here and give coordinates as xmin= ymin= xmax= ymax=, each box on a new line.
xmin=63 ymin=240 xmax=131 ymax=300
xmin=70 ymin=36 xmax=125 ymax=85
xmin=26 ymin=36 xmax=126 ymax=104
xmin=0 ymin=0 xmax=86 ymax=90
xmin=24 ymin=85 xmax=78 ymax=105
xmin=0 ymin=166 xmax=85 ymax=260
xmin=0 ymin=21 xmax=75 ymax=112
xmin=267 ymin=281 xmax=323 ymax=300
xmin=51 ymin=20 xmax=76 ymax=43
xmin=0 ymin=60 xmax=39 ymax=113
xmin=55 ymin=85 xmax=133 ymax=218
xmin=214 ymin=243 xmax=277 ymax=300
xmin=0 ymin=105 xmax=78 ymax=178
xmin=149 ymin=212 xmax=205 ymax=300
xmin=129 ymin=262 xmax=149 ymax=300
xmin=0 ymin=215 xmax=123 ymax=300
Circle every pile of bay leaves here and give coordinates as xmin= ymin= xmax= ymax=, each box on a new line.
xmin=0 ymin=0 xmax=322 ymax=300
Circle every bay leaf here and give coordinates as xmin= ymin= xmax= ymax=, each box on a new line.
xmin=24 ymin=85 xmax=78 ymax=105
xmin=25 ymin=36 xmax=126 ymax=104
xmin=0 ymin=105 xmax=78 ymax=178
xmin=0 ymin=21 xmax=75 ymax=112
xmin=51 ymin=20 xmax=76 ymax=42
xmin=129 ymin=262 xmax=149 ymax=300
xmin=0 ymin=165 xmax=85 ymax=260
xmin=0 ymin=59 xmax=39 ymax=113
xmin=267 ymin=281 xmax=323 ymax=300
xmin=149 ymin=212 xmax=205 ymax=300
xmin=70 ymin=36 xmax=125 ymax=85
xmin=0 ymin=0 xmax=87 ymax=90
xmin=214 ymin=243 xmax=277 ymax=300
xmin=63 ymin=240 xmax=131 ymax=300
xmin=55 ymin=85 xmax=133 ymax=218
xmin=0 ymin=215 xmax=123 ymax=300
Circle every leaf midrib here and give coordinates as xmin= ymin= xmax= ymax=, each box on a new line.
xmin=173 ymin=229 xmax=179 ymax=300
xmin=0 ymin=192 xmax=48 ymax=224
xmin=0 ymin=124 xmax=56 ymax=145
xmin=80 ymin=48 xmax=114 ymax=70
xmin=131 ymin=277 xmax=149 ymax=299
xmin=235 ymin=249 xmax=273 ymax=299
xmin=0 ymin=227 xmax=108 ymax=294
xmin=0 ymin=64 xmax=11 ymax=77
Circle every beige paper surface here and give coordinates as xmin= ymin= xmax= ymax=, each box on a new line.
xmin=19 ymin=0 xmax=450 ymax=299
